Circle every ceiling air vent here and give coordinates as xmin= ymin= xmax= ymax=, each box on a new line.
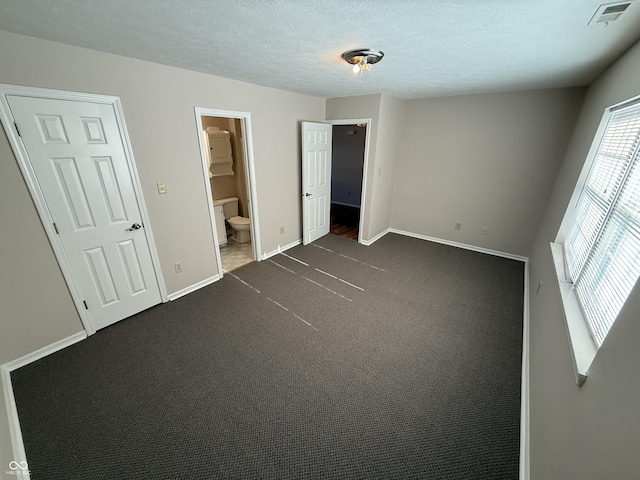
xmin=588 ymin=2 xmax=633 ymax=26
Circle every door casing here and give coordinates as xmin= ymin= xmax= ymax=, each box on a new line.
xmin=194 ymin=107 xmax=261 ymax=275
xmin=0 ymin=84 xmax=167 ymax=335
xmin=328 ymin=118 xmax=372 ymax=244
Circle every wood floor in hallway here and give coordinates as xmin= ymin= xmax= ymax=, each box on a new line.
xmin=330 ymin=203 xmax=359 ymax=240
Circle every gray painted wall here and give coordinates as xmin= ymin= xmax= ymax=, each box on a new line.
xmin=528 ymin=39 xmax=640 ymax=479
xmin=371 ymin=94 xmax=404 ymax=240
xmin=0 ymin=30 xmax=325 ymax=467
xmin=391 ymin=88 xmax=586 ymax=257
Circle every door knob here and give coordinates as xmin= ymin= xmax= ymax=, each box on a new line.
xmin=126 ymin=223 xmax=142 ymax=231
xmin=304 ymin=193 xmax=312 ymax=197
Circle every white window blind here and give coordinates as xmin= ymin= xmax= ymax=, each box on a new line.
xmin=564 ymin=101 xmax=640 ymax=347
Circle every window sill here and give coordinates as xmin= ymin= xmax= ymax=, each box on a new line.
xmin=549 ymin=242 xmax=597 ymax=387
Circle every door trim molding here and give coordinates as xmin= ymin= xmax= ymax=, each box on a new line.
xmin=0 ymin=84 xmax=168 ymax=335
xmin=327 ymin=118 xmax=372 ymax=245
xmin=194 ymin=107 xmax=262 ymax=275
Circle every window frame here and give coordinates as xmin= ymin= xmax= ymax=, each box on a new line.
xmin=552 ymin=95 xmax=640 ymax=386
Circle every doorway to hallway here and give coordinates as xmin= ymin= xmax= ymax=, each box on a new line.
xmin=329 ymin=122 xmax=367 ymax=241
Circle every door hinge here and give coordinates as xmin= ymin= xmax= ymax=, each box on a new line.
xmin=83 ymin=300 xmax=88 ymax=310
xmin=14 ymin=121 xmax=21 ymax=137
xmin=53 ymin=222 xmax=59 ymax=234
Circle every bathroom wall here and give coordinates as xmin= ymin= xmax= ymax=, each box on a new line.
xmin=230 ymin=118 xmax=249 ymax=218
xmin=202 ymin=116 xmax=229 ymax=131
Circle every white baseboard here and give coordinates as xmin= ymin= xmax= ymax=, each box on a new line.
xmin=1 ymin=230 xmax=530 ymax=480
xmin=167 ymin=274 xmax=220 ymax=301
xmin=520 ymin=261 xmax=531 ymax=480
xmin=388 ymin=228 xmax=529 ymax=263
xmin=387 ymin=227 xmax=530 ymax=477
xmin=2 ymin=368 xmax=30 ymax=480
xmin=2 ymin=331 xmax=87 ymax=373
xmin=262 ymin=238 xmax=302 ymax=260
xmin=2 ymin=330 xmax=86 ymax=480
xmin=360 ymin=228 xmax=390 ymax=246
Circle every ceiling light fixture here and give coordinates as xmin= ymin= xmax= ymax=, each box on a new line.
xmin=342 ymin=49 xmax=384 ymax=76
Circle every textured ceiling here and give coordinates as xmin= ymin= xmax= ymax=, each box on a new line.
xmin=1 ymin=0 xmax=640 ymax=99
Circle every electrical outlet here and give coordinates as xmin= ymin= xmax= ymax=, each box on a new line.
xmin=280 ymin=226 xmax=285 ymax=235
xmin=455 ymin=223 xmax=462 ymax=231
xmin=157 ymin=181 xmax=167 ymax=194
xmin=481 ymin=226 xmax=489 ymax=236
xmin=174 ymin=262 xmax=183 ymax=273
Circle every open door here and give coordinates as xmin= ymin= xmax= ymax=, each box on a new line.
xmin=301 ymin=122 xmax=332 ymax=245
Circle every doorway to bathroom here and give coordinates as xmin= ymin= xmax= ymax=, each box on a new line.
xmin=195 ymin=108 xmax=261 ymax=275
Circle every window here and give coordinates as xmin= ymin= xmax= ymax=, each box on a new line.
xmin=563 ymin=99 xmax=640 ymax=349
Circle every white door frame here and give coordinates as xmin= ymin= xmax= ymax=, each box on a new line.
xmin=194 ymin=107 xmax=261 ymax=275
xmin=328 ymin=118 xmax=372 ymax=244
xmin=0 ymin=84 xmax=168 ymax=335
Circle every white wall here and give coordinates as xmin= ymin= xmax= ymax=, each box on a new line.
xmin=0 ymin=30 xmax=324 ymax=465
xmin=528 ymin=39 xmax=640 ymax=479
xmin=391 ymin=88 xmax=585 ymax=257
xmin=373 ymin=94 xmax=404 ymax=239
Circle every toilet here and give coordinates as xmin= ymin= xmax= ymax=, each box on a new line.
xmin=213 ymin=197 xmax=251 ymax=243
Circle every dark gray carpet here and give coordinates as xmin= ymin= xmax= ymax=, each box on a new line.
xmin=11 ymin=233 xmax=524 ymax=479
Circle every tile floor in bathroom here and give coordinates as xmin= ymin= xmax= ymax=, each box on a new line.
xmin=220 ymin=236 xmax=254 ymax=272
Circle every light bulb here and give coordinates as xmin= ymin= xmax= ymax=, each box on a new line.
xmin=363 ymin=63 xmax=372 ymax=71
xmin=352 ymin=64 xmax=361 ymax=74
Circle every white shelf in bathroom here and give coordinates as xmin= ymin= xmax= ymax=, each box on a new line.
xmin=205 ymin=126 xmax=234 ymax=177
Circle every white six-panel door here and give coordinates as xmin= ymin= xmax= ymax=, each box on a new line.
xmin=7 ymin=95 xmax=161 ymax=331
xmin=302 ymin=122 xmax=332 ymax=245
